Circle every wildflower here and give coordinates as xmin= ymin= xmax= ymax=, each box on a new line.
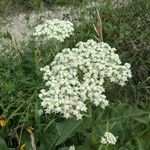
xmin=33 ymin=19 xmax=74 ymax=42
xmin=0 ymin=115 xmax=6 ymax=127
xmin=39 ymin=39 xmax=132 ymax=120
xmin=101 ymin=132 xmax=117 ymax=145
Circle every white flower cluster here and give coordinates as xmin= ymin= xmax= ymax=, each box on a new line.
xmin=39 ymin=39 xmax=132 ymax=119
xmin=101 ymin=132 xmax=117 ymax=145
xmin=33 ymin=19 xmax=74 ymax=42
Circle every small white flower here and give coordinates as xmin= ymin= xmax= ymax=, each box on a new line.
xmin=101 ymin=132 xmax=117 ymax=145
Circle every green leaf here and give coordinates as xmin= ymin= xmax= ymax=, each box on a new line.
xmin=20 ymin=133 xmax=32 ymax=150
xmin=34 ymin=103 xmax=41 ymax=133
xmin=77 ymin=142 xmax=91 ymax=150
xmin=0 ymin=137 xmax=8 ymax=150
xmin=39 ymin=124 xmax=58 ymax=150
xmin=56 ymin=119 xmax=82 ymax=145
xmin=56 ymin=117 xmax=92 ymax=145
xmin=136 ymin=138 xmax=147 ymax=150
xmin=100 ymin=103 xmax=147 ymax=123
xmin=133 ymin=114 xmax=150 ymax=125
xmin=119 ymin=141 xmax=137 ymax=150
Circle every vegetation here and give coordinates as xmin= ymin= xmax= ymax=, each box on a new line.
xmin=0 ymin=0 xmax=87 ymax=15
xmin=0 ymin=0 xmax=150 ymax=149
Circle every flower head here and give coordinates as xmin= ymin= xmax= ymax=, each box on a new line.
xmin=33 ymin=19 xmax=74 ymax=42
xmin=101 ymin=132 xmax=117 ymax=145
xmin=39 ymin=39 xmax=132 ymax=120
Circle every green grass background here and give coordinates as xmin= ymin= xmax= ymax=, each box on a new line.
xmin=0 ymin=0 xmax=150 ymax=149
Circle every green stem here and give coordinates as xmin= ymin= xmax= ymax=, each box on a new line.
xmin=90 ymin=105 xmax=98 ymax=149
xmin=98 ymin=145 xmax=103 ymax=150
xmin=54 ymin=40 xmax=59 ymax=54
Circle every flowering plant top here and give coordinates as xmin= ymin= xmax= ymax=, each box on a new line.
xmin=101 ymin=132 xmax=117 ymax=145
xmin=33 ymin=19 xmax=74 ymax=42
xmin=39 ymin=39 xmax=132 ymax=120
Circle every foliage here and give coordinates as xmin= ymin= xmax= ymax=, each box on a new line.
xmin=0 ymin=0 xmax=86 ymax=15
xmin=0 ymin=0 xmax=150 ymax=150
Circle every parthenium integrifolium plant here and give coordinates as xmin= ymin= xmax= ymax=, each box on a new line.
xmin=35 ymin=19 xmax=131 ymax=120
xmin=35 ymin=19 xmax=132 ymax=147
xmin=38 ymin=36 xmax=131 ymax=119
